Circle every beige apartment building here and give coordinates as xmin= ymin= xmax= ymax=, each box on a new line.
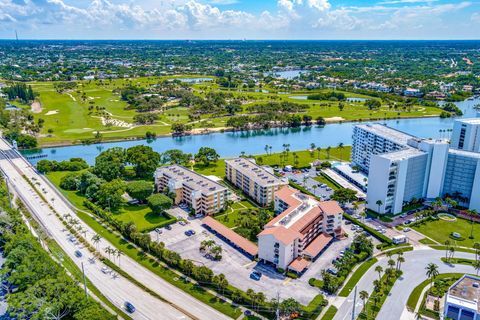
xmin=225 ymin=158 xmax=288 ymax=206
xmin=154 ymin=165 xmax=228 ymax=216
xmin=258 ymin=186 xmax=343 ymax=273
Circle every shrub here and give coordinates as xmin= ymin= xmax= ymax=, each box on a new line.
xmin=126 ymin=180 xmax=153 ymax=202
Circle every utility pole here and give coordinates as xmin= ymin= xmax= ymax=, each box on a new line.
xmin=351 ymin=286 xmax=357 ymax=320
xmin=276 ymin=291 xmax=280 ymax=320
xmin=81 ymin=262 xmax=88 ymax=300
xmin=4 ymin=176 xmax=12 ymax=208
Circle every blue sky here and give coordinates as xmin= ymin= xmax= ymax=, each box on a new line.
xmin=0 ymin=0 xmax=479 ymax=39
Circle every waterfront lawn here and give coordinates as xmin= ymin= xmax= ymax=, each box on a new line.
xmin=413 ymin=217 xmax=480 ymax=248
xmin=46 ymin=170 xmax=175 ymax=232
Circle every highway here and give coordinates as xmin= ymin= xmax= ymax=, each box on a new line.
xmin=332 ymin=248 xmax=477 ymax=320
xmin=0 ymin=139 xmax=231 ymax=320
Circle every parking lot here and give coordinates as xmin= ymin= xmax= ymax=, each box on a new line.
xmin=282 ymin=168 xmax=334 ymax=201
xmin=151 ymin=208 xmax=374 ymax=305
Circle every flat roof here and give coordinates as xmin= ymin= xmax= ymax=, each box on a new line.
xmin=355 ymin=123 xmax=416 ymax=146
xmin=455 ymin=118 xmax=480 ymax=125
xmin=377 ymin=148 xmax=426 ymax=161
xmin=449 ymin=148 xmax=480 ymax=159
xmin=303 ymin=233 xmax=333 ymax=257
xmin=225 ymin=158 xmax=287 ymax=187
xmin=288 ymin=257 xmax=310 ymax=273
xmin=156 ymin=165 xmax=227 ymax=195
xmin=333 ymin=163 xmax=368 ymax=187
xmin=202 ymin=216 xmax=258 ymax=257
xmin=448 ymin=275 xmax=480 ymax=313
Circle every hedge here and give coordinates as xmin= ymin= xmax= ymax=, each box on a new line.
xmin=343 ymin=213 xmax=393 ymax=244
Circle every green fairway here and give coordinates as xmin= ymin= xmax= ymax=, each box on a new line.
xmin=22 ymin=76 xmax=442 ymax=147
xmin=413 ymin=217 xmax=480 ymax=248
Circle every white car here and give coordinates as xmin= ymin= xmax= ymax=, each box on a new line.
xmin=403 ymin=227 xmax=411 ymax=232
xmin=101 ymin=267 xmax=111 ymax=274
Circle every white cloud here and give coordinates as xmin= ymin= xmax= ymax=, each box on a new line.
xmin=472 ymin=12 xmax=480 ymax=23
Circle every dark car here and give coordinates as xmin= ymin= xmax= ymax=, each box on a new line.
xmin=74 ymin=250 xmax=82 ymax=258
xmin=124 ymin=301 xmax=136 ymax=313
xmin=250 ymin=271 xmax=262 ymax=281
xmin=165 ymin=225 xmax=172 ymax=230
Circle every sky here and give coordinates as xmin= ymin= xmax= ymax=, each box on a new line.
xmin=0 ymin=0 xmax=479 ymax=40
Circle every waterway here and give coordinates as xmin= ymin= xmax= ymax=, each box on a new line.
xmin=21 ymin=97 xmax=480 ymax=165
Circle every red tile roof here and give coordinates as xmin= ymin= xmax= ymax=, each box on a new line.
xmin=318 ymin=201 xmax=343 ymax=216
xmin=288 ymin=257 xmax=310 ymax=273
xmin=202 ymin=216 xmax=258 ymax=256
xmin=258 ymin=226 xmax=302 ymax=245
xmin=290 ymin=206 xmax=322 ymax=233
xmin=303 ymin=233 xmax=333 ymax=257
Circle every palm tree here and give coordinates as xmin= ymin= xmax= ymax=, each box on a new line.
xmin=375 ymin=265 xmax=383 ymax=281
xmin=310 ymin=143 xmax=316 ymax=150
xmin=425 ymin=263 xmax=439 ymax=286
xmin=474 ymin=260 xmax=480 ymax=275
xmin=116 ymin=249 xmax=123 ymax=267
xmin=467 ymin=209 xmax=478 ymax=239
xmin=316 ymin=147 xmax=322 ymax=159
xmin=397 ymin=256 xmax=405 ymax=271
xmin=444 ymin=240 xmax=451 ymax=260
xmin=338 ymin=142 xmax=344 ymax=160
xmin=91 ymin=234 xmax=101 ymax=250
xmin=326 ymin=146 xmax=331 ymax=159
xmin=449 ymin=246 xmax=455 ymax=260
xmin=474 ymin=242 xmax=480 ymax=261
xmin=312 ymin=184 xmax=317 ymax=195
xmin=359 ymin=290 xmax=369 ymax=312
xmin=104 ymin=246 xmax=112 ymax=260
xmin=264 ymin=145 xmax=269 ymax=155
xmin=376 ymin=200 xmax=383 ymax=213
xmin=388 ymin=259 xmax=396 ymax=271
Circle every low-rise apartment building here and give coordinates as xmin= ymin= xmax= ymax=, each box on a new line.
xmin=154 ymin=165 xmax=228 ymax=216
xmin=225 ymin=158 xmax=288 ymax=206
xmin=444 ymin=274 xmax=480 ymax=320
xmin=258 ymin=186 xmax=343 ymax=273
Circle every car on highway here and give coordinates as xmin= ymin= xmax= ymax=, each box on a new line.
xmin=74 ymin=250 xmax=82 ymax=258
xmin=101 ymin=267 xmax=111 ymax=274
xmin=250 ymin=271 xmax=262 ymax=281
xmin=124 ymin=301 xmax=136 ymax=313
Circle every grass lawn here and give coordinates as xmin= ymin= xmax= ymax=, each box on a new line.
xmin=314 ymin=173 xmax=341 ymax=190
xmin=339 ymin=258 xmax=378 ymax=297
xmin=214 ymin=200 xmax=260 ymax=229
xmin=360 ymin=272 xmax=401 ymax=319
xmin=321 ymin=306 xmax=338 ymax=320
xmin=46 ymin=170 xmax=175 ymax=232
xmin=406 ymin=273 xmax=464 ymax=311
xmin=26 ymin=76 xmax=442 ymax=147
xmin=413 ymin=217 xmax=480 ymax=248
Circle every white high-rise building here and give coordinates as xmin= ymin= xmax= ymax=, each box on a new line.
xmin=353 ymin=118 xmax=480 ymax=214
xmin=450 ymin=118 xmax=480 ymax=153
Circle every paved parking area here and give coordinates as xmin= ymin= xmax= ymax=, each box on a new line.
xmin=283 ymin=169 xmax=334 ymax=200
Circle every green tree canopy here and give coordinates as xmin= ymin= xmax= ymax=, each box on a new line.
xmin=126 ymin=145 xmax=161 ymax=178
xmin=95 ymin=178 xmax=126 ymax=210
xmin=126 ymin=180 xmax=153 ymax=202
xmin=94 ymin=147 xmax=126 ymax=181
xmin=147 ymin=193 xmax=173 ymax=215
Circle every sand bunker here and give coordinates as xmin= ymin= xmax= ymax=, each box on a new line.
xmin=325 ymin=117 xmax=345 ymax=122
xmin=45 ymin=110 xmax=59 ymax=116
xmin=31 ymin=101 xmax=42 ymax=113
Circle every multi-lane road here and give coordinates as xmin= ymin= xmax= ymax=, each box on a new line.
xmin=0 ymin=138 xmax=231 ymax=320
xmin=332 ymin=248 xmax=477 ymax=320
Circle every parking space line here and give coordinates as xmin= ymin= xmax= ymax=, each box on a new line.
xmin=282 ymin=278 xmax=292 ymax=285
xmin=243 ymin=261 xmax=256 ymax=268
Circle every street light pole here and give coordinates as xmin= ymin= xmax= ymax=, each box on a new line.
xmin=81 ymin=262 xmax=88 ymax=300
xmin=351 ymin=285 xmax=357 ymax=320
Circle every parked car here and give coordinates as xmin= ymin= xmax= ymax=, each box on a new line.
xmin=250 ymin=271 xmax=262 ymax=281
xmin=124 ymin=301 xmax=136 ymax=313
xmin=74 ymin=250 xmax=82 ymax=258
xmin=179 ymin=221 xmax=187 ymax=226
xmin=403 ymin=227 xmax=411 ymax=232
xmin=327 ymin=268 xmax=338 ymax=275
xmin=155 ymin=228 xmax=162 ymax=234
xmin=101 ymin=267 xmax=110 ymax=274
xmin=185 ymin=230 xmax=196 ymax=236
xmin=165 ymin=225 xmax=172 ymax=230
